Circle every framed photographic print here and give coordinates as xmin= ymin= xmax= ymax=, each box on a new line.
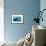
xmin=12 ymin=15 xmax=23 ymax=24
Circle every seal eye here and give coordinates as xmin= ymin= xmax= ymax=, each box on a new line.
xmin=28 ymin=38 xmax=30 ymax=41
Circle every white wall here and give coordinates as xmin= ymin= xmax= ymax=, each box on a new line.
xmin=0 ymin=0 xmax=4 ymax=42
xmin=0 ymin=8 xmax=4 ymax=42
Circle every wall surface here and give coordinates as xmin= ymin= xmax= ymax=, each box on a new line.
xmin=4 ymin=0 xmax=40 ymax=42
xmin=0 ymin=0 xmax=4 ymax=7
xmin=40 ymin=0 xmax=46 ymax=27
xmin=0 ymin=0 xmax=4 ymax=42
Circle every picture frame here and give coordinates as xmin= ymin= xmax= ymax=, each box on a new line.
xmin=12 ymin=15 xmax=23 ymax=24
